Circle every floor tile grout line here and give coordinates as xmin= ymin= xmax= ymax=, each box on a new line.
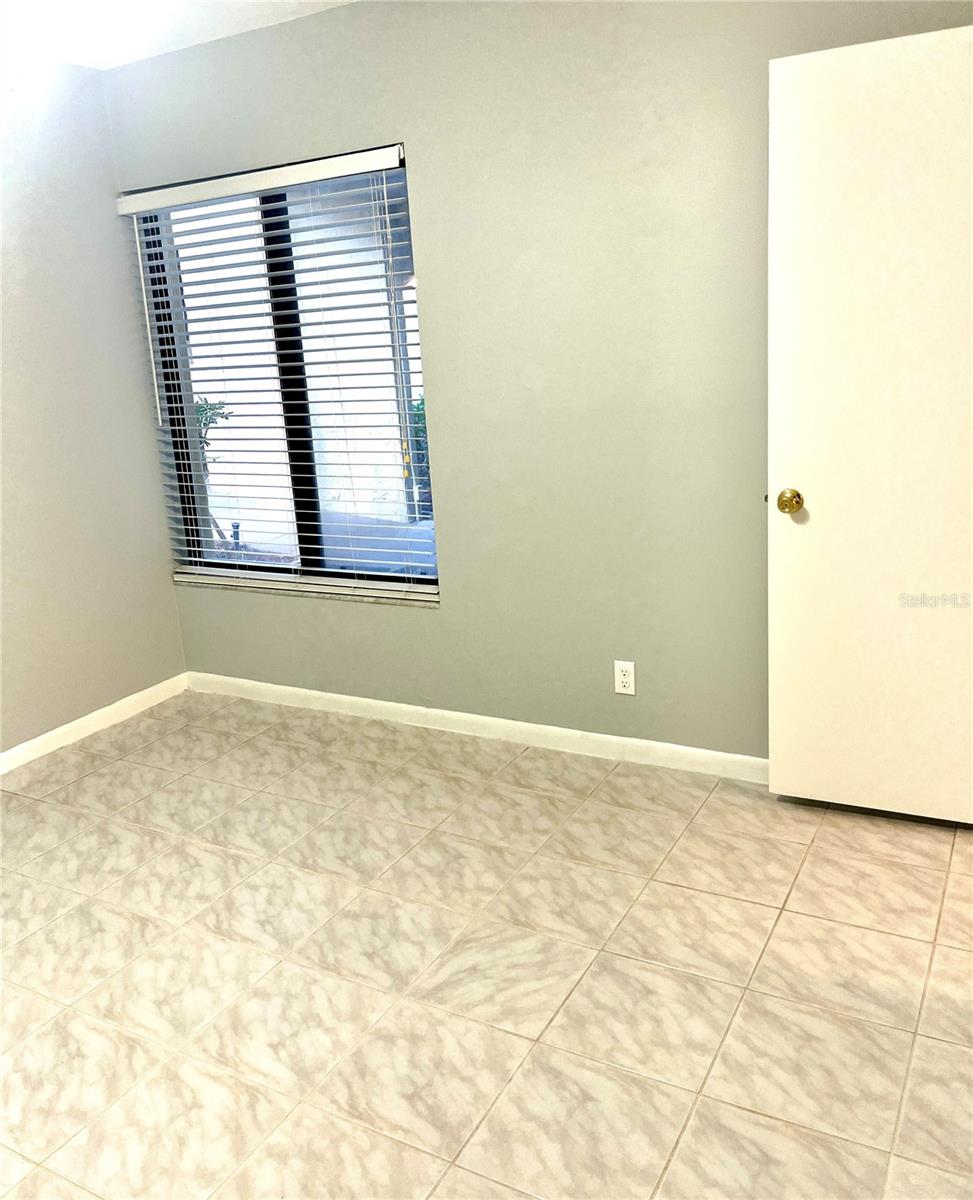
xmin=649 ymin=978 xmax=756 ymax=1195
xmin=410 ymin=739 xmax=652 ymax=1022
xmin=78 ymin=824 xmax=195 ymax=904
xmin=741 ymin=976 xmax=932 ymax=1039
xmin=946 ymin=824 xmax=967 ymax=874
xmin=2 ymin=806 xmax=110 ymax=875
xmin=3 ymin=904 xmax=174 ymax=1010
xmin=1 ymin=752 xmax=115 ymax=803
xmin=186 ymin=735 xmax=326 ymax=794
xmin=637 ymin=833 xmax=949 ymax=941
xmin=883 ymin=856 xmax=956 ymax=1194
xmin=450 ymin=760 xmax=668 ymax=922
xmin=602 ymin=903 xmax=955 ymax=999
xmin=721 ymin=902 xmax=942 ymax=946
xmin=125 ymin=706 xmax=332 ymax=777
xmin=648 ymin=835 xmax=817 ymax=1198
xmin=9 ymin=785 xmax=957 ymax=987
xmin=170 ymin=777 xmax=475 ymax=984
xmin=28 ymin=868 xmax=962 ymax=1181
xmin=82 ymin=831 xmax=271 ymax=927
xmin=49 ymin=1002 xmax=197 ymax=1075
xmin=30 ymin=998 xmax=332 ymax=1200
xmin=8 ymin=850 xmax=276 ymax=1013
xmin=390 ymin=777 xmax=609 ymax=1000
xmin=121 ymin=728 xmax=257 ymax=776
xmin=807 ymin=836 xmax=958 ymax=874
xmin=642 ymin=783 xmax=717 ymax=887
xmin=204 ymin=1098 xmax=385 ymax=1200
xmin=766 ymin=897 xmax=946 ymax=946
xmin=284 ymin=878 xmax=411 ymax=972
xmin=106 ymin=739 xmax=422 ymax=902
xmin=933 ymin=867 xmax=959 ymax=945
xmin=309 ymin=1045 xmax=500 ymax=1161
xmin=667 ymin=1092 xmax=916 ymax=1159
xmin=58 ymin=953 xmax=363 ymax=1106
xmin=447 ymin=788 xmax=597 ymax=925
xmin=599 ymin=941 xmax=762 ymax=988
xmin=0 ymin=984 xmax=66 ymax=1056
xmin=70 ymin=929 xmax=285 ymax=1052
xmin=885 ymin=1150 xmax=973 ymax=1181
xmin=374 ymin=785 xmax=552 ymax=918
xmin=410 ymin=935 xmax=967 ymax=1075
xmin=1 ymin=876 xmax=90 ymax=954
xmin=441 ymin=1039 xmax=541 ymax=1179
xmin=436 ymin=793 xmax=588 ymax=861
xmin=290 ymin=890 xmax=478 ymax=993
xmin=443 ymin=786 xmax=657 ymax=1100
xmin=103 ymin=772 xmax=261 ymax=838
xmin=806 ymin=839 xmax=954 ymax=878
xmin=9 ymin=747 xmax=736 ymax=1052
xmin=179 ymin=937 xmax=403 ymax=1097
xmin=197 ymin=972 xmax=421 ymax=1200
xmin=582 ymin=788 xmax=720 ymax=952
xmin=19 ymin=1165 xmax=109 ymax=1200
xmin=649 ymin=1092 xmax=705 ymax=1200
xmin=9 ymin=747 xmax=240 ymax=850
xmin=12 ymin=805 xmax=221 ymax=906
xmin=100 ymin=759 xmax=478 ymax=995
xmin=209 ymin=797 xmax=351 ymax=864
xmin=688 ymin=813 xmax=827 ymax=848
xmin=27 ymin=1046 xmax=181 ymax=1180
xmin=9 ymin=709 xmax=970 ymax=1197
xmin=74 ymin=720 xmax=186 ymax=762
xmin=425 ymin=1163 xmax=541 ymax=1200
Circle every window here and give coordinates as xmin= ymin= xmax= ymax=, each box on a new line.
xmin=122 ymin=145 xmax=437 ymax=600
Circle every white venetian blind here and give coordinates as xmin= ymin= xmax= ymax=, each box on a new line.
xmin=122 ymin=146 xmax=438 ymax=598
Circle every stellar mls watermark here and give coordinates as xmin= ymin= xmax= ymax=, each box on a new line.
xmin=899 ymin=592 xmax=971 ymax=609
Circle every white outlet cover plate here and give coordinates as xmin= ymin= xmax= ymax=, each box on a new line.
xmin=614 ymin=660 xmax=636 ymax=695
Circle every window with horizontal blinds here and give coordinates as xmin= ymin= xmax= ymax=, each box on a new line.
xmin=126 ymin=146 xmax=438 ymax=598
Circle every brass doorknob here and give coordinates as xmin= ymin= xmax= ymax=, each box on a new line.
xmin=777 ymin=488 xmax=804 ymax=514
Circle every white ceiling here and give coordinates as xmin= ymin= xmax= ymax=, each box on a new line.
xmin=4 ymin=1 xmax=356 ymax=72
xmin=3 ymin=0 xmax=827 ymax=75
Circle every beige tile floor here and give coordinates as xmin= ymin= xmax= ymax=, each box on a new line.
xmin=2 ymin=691 xmax=971 ymax=1200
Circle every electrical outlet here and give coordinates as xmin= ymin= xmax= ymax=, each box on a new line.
xmin=614 ymin=660 xmax=636 ymax=696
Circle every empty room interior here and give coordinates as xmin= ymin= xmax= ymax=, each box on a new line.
xmin=2 ymin=2 xmax=972 ymax=1198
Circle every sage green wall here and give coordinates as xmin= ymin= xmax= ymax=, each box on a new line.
xmin=1 ymin=66 xmax=184 ymax=749
xmin=103 ymin=1 xmax=970 ymax=757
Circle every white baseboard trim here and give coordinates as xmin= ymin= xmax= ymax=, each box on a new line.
xmin=1 ymin=669 xmax=768 ymax=784
xmin=188 ymin=671 xmax=769 ymax=783
xmin=0 ymin=674 xmax=190 ymax=774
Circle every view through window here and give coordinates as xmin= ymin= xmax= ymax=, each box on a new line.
xmin=132 ymin=148 xmax=436 ymax=589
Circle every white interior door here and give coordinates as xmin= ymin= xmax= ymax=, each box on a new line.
xmin=768 ymin=26 xmax=972 ymax=822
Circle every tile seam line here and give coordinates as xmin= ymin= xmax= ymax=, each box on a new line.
xmin=650 ymin=833 xmax=818 ymax=1198
xmin=7 ymin=720 xmax=964 ymax=1190
xmin=7 ymin=839 xmax=275 ymax=1008
xmin=397 ymin=774 xmax=614 ymax=1016
xmin=196 ymin=977 xmax=429 ymax=1200
xmin=884 ymin=855 xmax=957 ymax=1192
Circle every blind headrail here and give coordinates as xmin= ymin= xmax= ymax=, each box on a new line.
xmin=117 ymin=144 xmax=404 ymax=217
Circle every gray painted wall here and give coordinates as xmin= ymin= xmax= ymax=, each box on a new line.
xmin=1 ymin=66 xmax=185 ymax=749
xmin=103 ymin=2 xmax=970 ymax=757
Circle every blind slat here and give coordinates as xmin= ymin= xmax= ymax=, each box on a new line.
xmin=139 ymin=210 xmax=413 ymax=260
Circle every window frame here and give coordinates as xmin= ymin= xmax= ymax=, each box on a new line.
xmin=128 ymin=149 xmax=439 ymax=596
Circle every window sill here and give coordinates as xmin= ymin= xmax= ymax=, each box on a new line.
xmin=172 ymin=569 xmax=440 ymax=608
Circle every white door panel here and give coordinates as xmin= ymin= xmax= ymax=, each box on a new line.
xmin=768 ymin=27 xmax=972 ymax=821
